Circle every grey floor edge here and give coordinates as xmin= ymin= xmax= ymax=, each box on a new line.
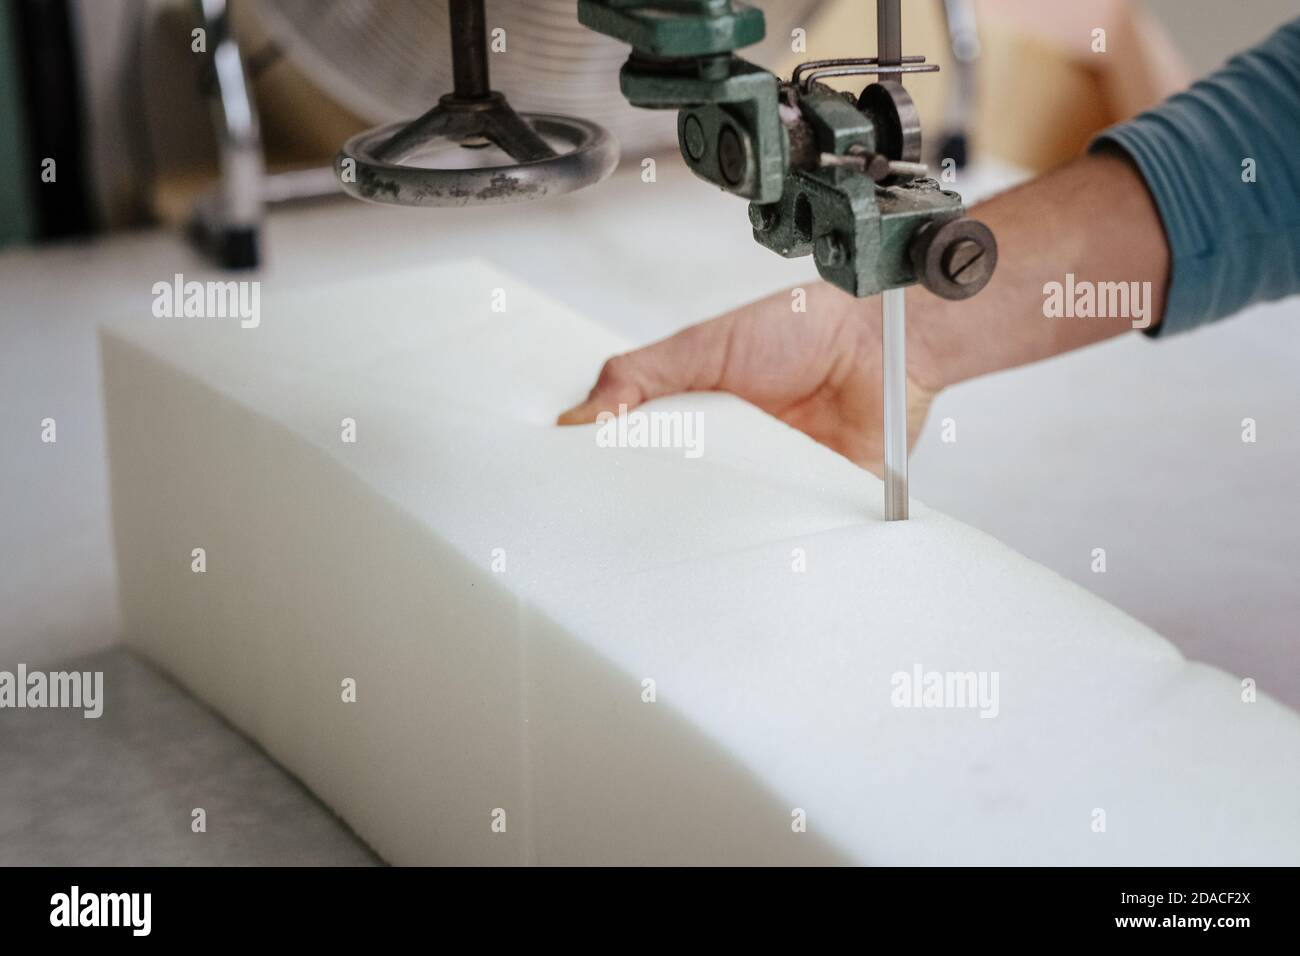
xmin=0 ymin=645 xmax=382 ymax=866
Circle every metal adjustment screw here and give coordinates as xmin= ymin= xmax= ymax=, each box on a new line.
xmin=820 ymin=149 xmax=930 ymax=183
xmin=908 ymin=217 xmax=997 ymax=300
xmin=942 ymin=238 xmax=990 ymax=288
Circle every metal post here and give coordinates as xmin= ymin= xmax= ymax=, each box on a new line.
xmin=882 ymin=288 xmax=908 ymax=520
xmin=878 ymin=0 xmax=907 ymax=521
xmin=877 ymin=0 xmax=902 ymax=68
xmin=449 ymin=0 xmax=490 ymax=99
xmin=193 ymin=0 xmax=264 ymax=268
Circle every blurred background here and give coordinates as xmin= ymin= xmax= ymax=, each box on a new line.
xmin=2 ymin=0 xmax=1292 ymax=249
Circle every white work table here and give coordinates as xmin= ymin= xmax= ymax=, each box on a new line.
xmin=2 ymin=157 xmax=1297 ymax=863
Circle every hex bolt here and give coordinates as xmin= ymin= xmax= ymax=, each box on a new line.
xmin=717 ymin=126 xmax=745 ymax=185
xmin=683 ymin=114 xmax=706 ymax=162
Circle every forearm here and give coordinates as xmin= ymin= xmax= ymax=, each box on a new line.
xmin=909 ymin=152 xmax=1170 ymax=391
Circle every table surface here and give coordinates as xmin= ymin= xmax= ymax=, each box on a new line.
xmin=2 ymin=157 xmax=1296 ymax=864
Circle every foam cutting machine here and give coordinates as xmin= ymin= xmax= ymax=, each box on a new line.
xmin=334 ymin=0 xmax=998 ymax=522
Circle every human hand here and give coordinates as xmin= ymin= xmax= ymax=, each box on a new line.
xmin=559 ymin=153 xmax=1172 ymax=478
xmin=557 ymin=282 xmax=945 ymax=477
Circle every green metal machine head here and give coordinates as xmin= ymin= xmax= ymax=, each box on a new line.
xmin=577 ymin=0 xmax=997 ymax=299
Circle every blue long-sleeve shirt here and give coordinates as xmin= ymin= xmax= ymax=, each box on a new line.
xmin=1091 ymin=17 xmax=1300 ymax=337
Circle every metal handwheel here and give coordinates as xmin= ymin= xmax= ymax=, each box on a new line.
xmin=335 ymin=0 xmax=618 ymax=208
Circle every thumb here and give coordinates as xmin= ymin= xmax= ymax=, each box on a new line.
xmin=555 ymin=358 xmax=642 ymax=425
xmin=557 ymin=317 xmax=733 ymax=425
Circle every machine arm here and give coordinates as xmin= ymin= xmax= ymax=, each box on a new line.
xmin=577 ymin=0 xmax=996 ymax=300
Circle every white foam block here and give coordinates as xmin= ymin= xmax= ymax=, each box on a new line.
xmin=103 ymin=260 xmax=1300 ymax=864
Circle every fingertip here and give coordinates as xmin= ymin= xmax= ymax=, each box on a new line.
xmin=556 ymin=401 xmax=597 ymax=426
